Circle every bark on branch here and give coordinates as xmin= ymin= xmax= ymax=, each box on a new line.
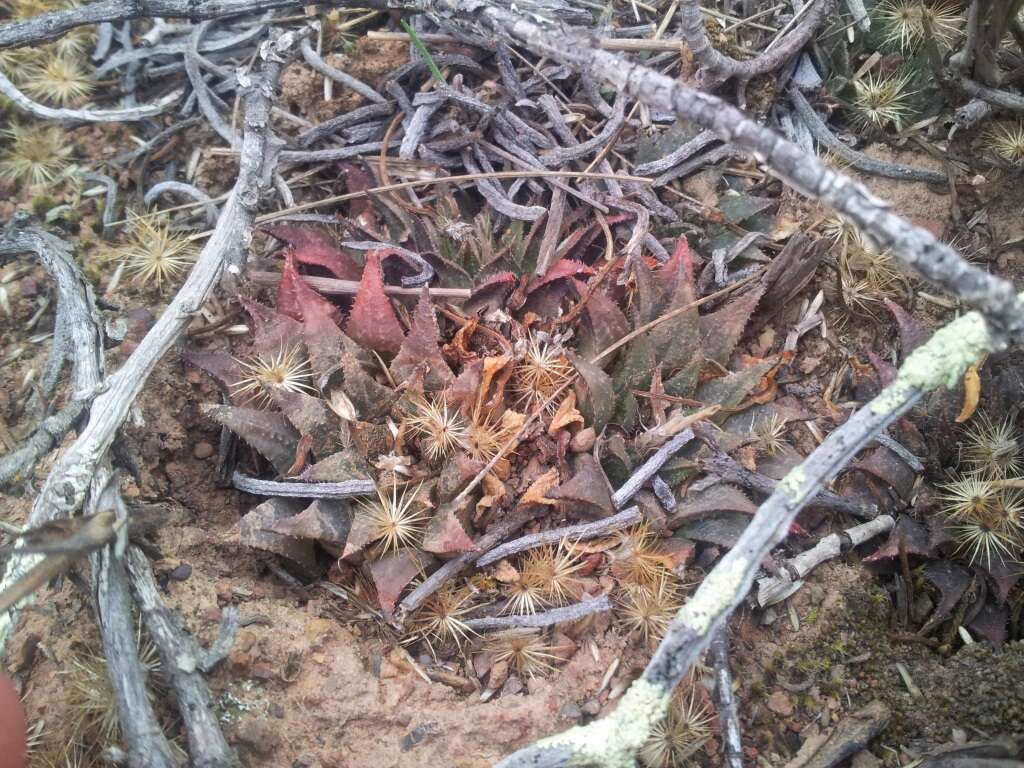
xmin=495 ymin=307 xmax=1002 ymax=766
xmin=420 ymin=0 xmax=1024 ymax=344
xmin=0 ymin=27 xmax=299 ymax=654
xmin=677 ymin=0 xmax=836 ymax=92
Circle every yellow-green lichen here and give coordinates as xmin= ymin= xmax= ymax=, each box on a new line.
xmin=534 ymin=677 xmax=671 ymax=767
xmin=777 ymin=467 xmax=806 ymax=500
xmin=871 ymin=310 xmax=993 ymax=414
xmin=676 ymin=555 xmax=749 ymax=635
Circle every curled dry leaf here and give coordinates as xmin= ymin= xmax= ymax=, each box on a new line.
xmin=548 ymin=390 xmax=583 ymax=435
xmin=520 ymin=468 xmax=560 ymax=507
xmin=955 ymin=364 xmax=981 ymax=423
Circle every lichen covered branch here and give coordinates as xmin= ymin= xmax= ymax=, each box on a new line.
xmin=496 ymin=306 xmax=999 ymax=766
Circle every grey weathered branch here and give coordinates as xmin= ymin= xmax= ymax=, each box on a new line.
xmin=395 ymin=514 xmax=534 ymax=622
xmin=477 ymin=506 xmax=642 ymax=567
xmin=300 ymin=35 xmax=387 ymax=104
xmin=0 ymin=69 xmax=182 ymax=122
xmin=755 ymin=514 xmax=895 ymax=607
xmin=0 ymin=0 xmax=374 ymax=50
xmin=0 ymin=400 xmax=86 ymax=488
xmin=0 ymin=228 xmax=104 ymax=488
xmin=125 ymin=546 xmax=240 ymax=768
xmin=960 ymin=77 xmax=1024 ymax=111
xmin=789 ymin=88 xmax=948 ymax=184
xmin=495 ymin=305 xmax=998 ymax=766
xmin=465 ymin=595 xmax=612 ymax=632
xmin=697 ymin=450 xmax=879 ymax=519
xmin=612 ymin=430 xmax=694 ymax=509
xmin=709 ymin=628 xmax=743 ymax=768
xmin=0 ymin=28 xmax=297 ymax=654
xmin=419 ymin=0 xmax=1024 ymax=344
xmin=89 ymin=470 xmax=178 ymax=768
xmin=677 ymin=0 xmax=836 ymax=92
xmin=231 ymin=471 xmax=376 ymax=499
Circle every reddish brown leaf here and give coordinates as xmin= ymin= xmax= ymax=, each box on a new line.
xmin=525 ymin=258 xmax=594 ymax=295
xmin=389 ymin=287 xmax=454 ymax=390
xmin=422 ymin=500 xmax=475 ymax=555
xmin=181 ymin=350 xmax=245 ymax=400
xmin=368 ymin=550 xmax=435 ymax=618
xmin=266 ymin=499 xmax=352 ymax=544
xmin=852 ymin=446 xmax=917 ymax=501
xmin=345 ymin=250 xmax=405 ymax=355
xmin=698 ymin=283 xmax=766 ymax=366
xmin=864 ymin=516 xmax=933 ymax=562
xmin=239 ymin=297 xmax=305 ymax=354
xmin=577 ymin=281 xmax=630 ymax=361
xmin=239 ymin=498 xmax=318 ymax=575
xmin=920 ymin=560 xmax=970 ymax=626
xmin=883 ymin=298 xmax=928 ymax=358
xmin=967 ymin=601 xmax=1007 ymax=647
xmin=277 ymin=253 xmax=342 ymax=325
xmin=547 ymin=454 xmax=614 ymax=518
xmin=262 ymin=223 xmax=362 ymax=280
xmin=980 ymin=553 xmax=1024 ymax=603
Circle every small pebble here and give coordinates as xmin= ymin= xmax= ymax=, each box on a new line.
xmin=168 ymin=563 xmax=192 ymax=582
xmin=193 ymin=441 xmax=215 ymax=460
xmin=569 ymin=427 xmax=596 ymax=453
xmin=559 ymin=701 xmax=582 ymax=720
xmin=580 ymin=698 xmax=601 ymax=716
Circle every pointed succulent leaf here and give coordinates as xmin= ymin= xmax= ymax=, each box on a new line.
xmin=200 ymin=404 xmax=299 ymax=474
xmin=299 ymin=448 xmax=373 ymax=483
xmin=267 ymin=385 xmax=336 ymax=457
xmin=277 ymin=253 xmax=343 ymax=325
xmin=239 ymin=497 xmax=319 ymax=575
xmin=664 ymin=358 xmax=703 ymax=398
xmin=852 ymin=446 xmax=917 ymax=501
xmin=265 ymin=498 xmax=353 ymax=544
xmin=576 ymin=280 xmax=629 ymax=363
xmin=525 ymin=258 xmax=594 ymax=294
xmin=368 ymin=549 xmax=436 ymax=618
xmin=697 ymin=283 xmax=765 ymax=366
xmin=612 ymin=330 xmax=655 ymax=429
xmin=696 ymin=358 xmax=775 ymax=411
xmin=390 ymin=287 xmax=454 ymax=390
xmin=239 ymin=297 xmax=305 ymax=354
xmin=668 ymin=484 xmax=756 ymax=528
xmin=920 ymin=560 xmax=971 ymax=626
xmin=262 ymin=223 xmax=362 ymax=280
xmin=339 ymin=332 xmax=394 ymax=418
xmin=632 ymin=259 xmax=661 ymax=325
xmin=547 ymin=454 xmax=614 ymax=518
xmin=651 ymin=241 xmax=700 ymax=371
xmin=422 ymin=498 xmax=475 ymax=555
xmin=181 ymin=350 xmax=245 ymax=399
xmin=570 ymin=352 xmax=615 ymax=433
xmin=864 ymin=516 xmax=932 ymax=562
xmin=345 ymin=250 xmax=405 ymax=356
xmin=883 ymin=298 xmax=928 ymax=359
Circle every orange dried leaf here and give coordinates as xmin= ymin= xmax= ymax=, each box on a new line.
xmin=956 ymin=365 xmax=981 ymax=423
xmin=493 ymin=559 xmax=520 ymax=584
xmin=548 ymin=391 xmax=584 ymax=435
xmin=520 ymin=468 xmax=560 ymax=507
